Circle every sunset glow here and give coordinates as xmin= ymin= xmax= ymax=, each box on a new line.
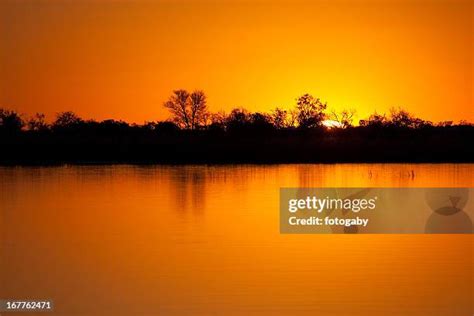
xmin=1 ymin=0 xmax=472 ymax=123
xmin=322 ymin=120 xmax=344 ymax=128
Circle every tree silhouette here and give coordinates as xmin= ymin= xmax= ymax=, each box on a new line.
xmin=389 ymin=107 xmax=431 ymax=129
xmin=164 ymin=90 xmax=190 ymax=129
xmin=27 ymin=113 xmax=48 ymax=131
xmin=389 ymin=107 xmax=416 ymax=128
xmin=53 ymin=111 xmax=83 ymax=129
xmin=0 ymin=108 xmax=23 ymax=133
xmin=226 ymin=108 xmax=250 ymax=131
xmin=295 ymin=94 xmax=327 ymax=128
xmin=164 ymin=90 xmax=209 ymax=130
xmin=271 ymin=107 xmax=289 ymax=129
xmin=359 ymin=112 xmax=387 ymax=127
xmin=189 ymin=90 xmax=208 ymax=129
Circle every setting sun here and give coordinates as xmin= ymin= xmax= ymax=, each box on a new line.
xmin=322 ymin=120 xmax=344 ymax=129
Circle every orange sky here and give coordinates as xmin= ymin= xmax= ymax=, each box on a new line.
xmin=0 ymin=0 xmax=472 ymax=123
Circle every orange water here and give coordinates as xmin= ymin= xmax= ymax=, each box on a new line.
xmin=0 ymin=164 xmax=472 ymax=315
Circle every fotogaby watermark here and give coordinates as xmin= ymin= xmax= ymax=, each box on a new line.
xmin=280 ymin=188 xmax=473 ymax=234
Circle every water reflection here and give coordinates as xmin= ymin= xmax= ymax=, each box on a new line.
xmin=0 ymin=164 xmax=472 ymax=316
xmin=168 ymin=166 xmax=208 ymax=215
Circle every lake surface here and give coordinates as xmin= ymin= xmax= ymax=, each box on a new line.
xmin=0 ymin=164 xmax=473 ymax=315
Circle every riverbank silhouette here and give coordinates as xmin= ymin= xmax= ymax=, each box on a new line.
xmin=1 ymin=92 xmax=473 ymax=165
xmin=1 ymin=123 xmax=472 ymax=165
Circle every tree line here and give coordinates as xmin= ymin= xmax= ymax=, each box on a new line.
xmin=0 ymin=90 xmax=471 ymax=134
xmin=1 ymin=90 xmax=472 ymax=164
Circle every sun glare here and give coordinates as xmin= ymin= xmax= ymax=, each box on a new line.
xmin=322 ymin=120 xmax=343 ymax=129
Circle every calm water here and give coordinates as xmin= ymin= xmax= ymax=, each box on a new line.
xmin=0 ymin=164 xmax=473 ymax=315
